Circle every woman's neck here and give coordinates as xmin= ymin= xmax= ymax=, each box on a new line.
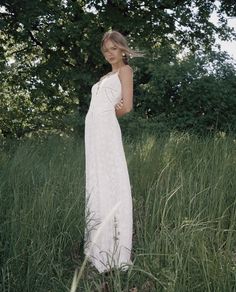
xmin=111 ymin=62 xmax=126 ymax=72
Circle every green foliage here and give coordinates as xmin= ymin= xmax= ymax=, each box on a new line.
xmin=135 ymin=49 xmax=236 ymax=135
xmin=0 ymin=0 xmax=236 ymax=137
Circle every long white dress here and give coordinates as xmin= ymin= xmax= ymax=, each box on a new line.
xmin=84 ymin=69 xmax=133 ymax=273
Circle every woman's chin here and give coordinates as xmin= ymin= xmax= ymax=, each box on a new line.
xmin=107 ymin=59 xmax=119 ymax=65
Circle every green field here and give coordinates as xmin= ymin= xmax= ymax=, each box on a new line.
xmin=1 ymin=132 xmax=236 ymax=291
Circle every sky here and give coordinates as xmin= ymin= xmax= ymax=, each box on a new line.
xmin=217 ymin=24 xmax=236 ymax=60
xmin=210 ymin=5 xmax=236 ymax=61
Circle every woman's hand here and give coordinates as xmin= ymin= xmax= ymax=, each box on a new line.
xmin=115 ymin=98 xmax=124 ymax=110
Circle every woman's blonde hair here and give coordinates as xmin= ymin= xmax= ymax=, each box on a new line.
xmin=101 ymin=30 xmax=144 ymax=65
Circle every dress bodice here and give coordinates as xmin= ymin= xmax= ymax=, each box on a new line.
xmin=88 ymin=72 xmax=122 ymax=113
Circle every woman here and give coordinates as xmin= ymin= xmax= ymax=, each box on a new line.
xmin=84 ymin=30 xmax=141 ymax=274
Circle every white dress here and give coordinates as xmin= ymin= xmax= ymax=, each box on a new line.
xmin=84 ymin=69 xmax=133 ymax=273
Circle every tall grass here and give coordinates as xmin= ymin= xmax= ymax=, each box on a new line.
xmin=0 ymin=132 xmax=236 ymax=291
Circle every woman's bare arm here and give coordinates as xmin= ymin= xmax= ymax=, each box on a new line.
xmin=115 ymin=65 xmax=133 ymax=117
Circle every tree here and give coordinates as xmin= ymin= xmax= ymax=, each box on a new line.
xmin=135 ymin=48 xmax=236 ymax=134
xmin=0 ymin=0 xmax=235 ymax=137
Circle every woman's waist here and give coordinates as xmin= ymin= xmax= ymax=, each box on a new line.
xmin=87 ymin=105 xmax=115 ymax=114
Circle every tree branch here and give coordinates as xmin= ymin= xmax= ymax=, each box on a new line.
xmin=28 ymin=29 xmax=44 ymax=49
xmin=6 ymin=46 xmax=31 ymax=57
xmin=27 ymin=29 xmax=76 ymax=68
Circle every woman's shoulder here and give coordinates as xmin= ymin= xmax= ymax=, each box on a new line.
xmin=119 ymin=65 xmax=133 ymax=74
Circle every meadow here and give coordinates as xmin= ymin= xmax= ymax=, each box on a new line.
xmin=0 ymin=131 xmax=236 ymax=291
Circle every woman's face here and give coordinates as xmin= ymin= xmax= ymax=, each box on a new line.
xmin=102 ymin=39 xmax=124 ymax=65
